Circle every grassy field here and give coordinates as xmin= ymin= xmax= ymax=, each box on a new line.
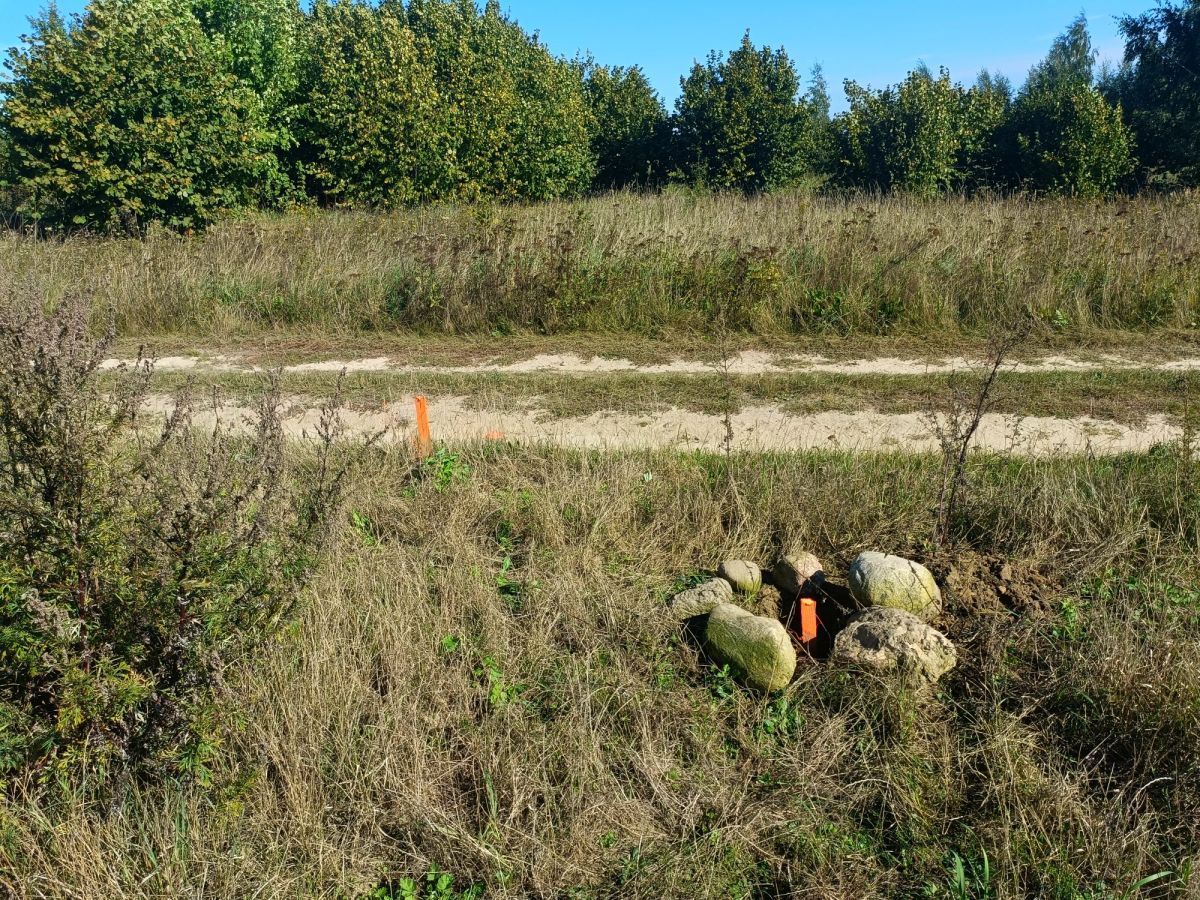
xmin=4 ymin=190 xmax=1199 ymax=339
xmin=3 ymin=442 xmax=1198 ymax=898
xmin=4 ymin=193 xmax=1200 ymax=898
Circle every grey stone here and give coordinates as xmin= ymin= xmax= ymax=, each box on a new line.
xmin=717 ymin=559 xmax=763 ymax=595
xmin=667 ymin=578 xmax=733 ymax=621
xmin=833 ymin=607 xmax=957 ymax=686
xmin=848 ymin=552 xmax=941 ymax=620
xmin=772 ymin=551 xmax=826 ymax=599
xmin=701 ymin=603 xmax=797 ymax=693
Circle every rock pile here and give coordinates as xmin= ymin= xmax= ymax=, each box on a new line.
xmin=668 ymin=550 xmax=958 ymax=694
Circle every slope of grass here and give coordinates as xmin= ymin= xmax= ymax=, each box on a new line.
xmin=5 ymin=190 xmax=1200 ymax=338
xmin=3 ymin=443 xmax=1197 ymax=898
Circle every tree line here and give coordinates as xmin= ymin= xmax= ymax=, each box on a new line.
xmin=0 ymin=0 xmax=1197 ymax=232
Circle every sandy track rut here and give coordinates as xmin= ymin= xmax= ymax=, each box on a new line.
xmin=108 ymin=349 xmax=1200 ymax=377
xmin=144 ymin=394 xmax=1181 ymax=457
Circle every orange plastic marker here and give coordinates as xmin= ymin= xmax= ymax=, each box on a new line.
xmin=485 ymin=430 xmax=505 ymax=442
xmin=799 ymin=598 xmax=819 ymax=644
xmin=414 ymin=395 xmax=432 ymax=458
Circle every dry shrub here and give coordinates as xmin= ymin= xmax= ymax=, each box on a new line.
xmin=0 ymin=290 xmax=358 ymax=793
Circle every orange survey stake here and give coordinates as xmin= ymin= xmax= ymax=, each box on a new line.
xmin=414 ymin=395 xmax=432 ymax=457
xmin=799 ymin=598 xmax=818 ymax=644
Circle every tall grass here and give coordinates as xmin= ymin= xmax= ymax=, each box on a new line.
xmin=3 ymin=444 xmax=1197 ymax=898
xmin=3 ymin=190 xmax=1198 ymax=338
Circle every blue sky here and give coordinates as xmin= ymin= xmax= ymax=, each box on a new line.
xmin=1 ymin=0 xmax=1132 ymax=110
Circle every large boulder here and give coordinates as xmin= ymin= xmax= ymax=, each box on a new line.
xmin=701 ymin=603 xmax=797 ymax=693
xmin=771 ymin=551 xmax=825 ymax=600
xmin=718 ymin=560 xmax=762 ymax=595
xmin=833 ymin=608 xmax=957 ymax=686
xmin=667 ymin=578 xmax=733 ymax=621
xmin=848 ymin=552 xmax=941 ymax=620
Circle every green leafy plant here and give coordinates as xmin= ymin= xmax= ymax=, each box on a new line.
xmin=366 ymin=867 xmax=483 ymax=900
xmin=946 ymin=848 xmax=993 ymax=900
xmin=422 ymin=447 xmax=471 ymax=491
xmin=474 ymin=655 xmax=525 ymax=710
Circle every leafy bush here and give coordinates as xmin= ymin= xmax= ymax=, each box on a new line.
xmin=0 ymin=294 xmax=352 ymax=790
xmin=0 ymin=0 xmax=272 ymax=232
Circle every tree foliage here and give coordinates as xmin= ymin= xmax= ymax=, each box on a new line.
xmin=406 ymin=0 xmax=594 ymax=202
xmin=0 ymin=1 xmax=1192 ymax=229
xmin=838 ymin=67 xmax=970 ymax=196
xmin=674 ymin=34 xmax=821 ymax=192
xmin=1110 ymin=0 xmax=1200 ymax=185
xmin=1008 ymin=15 xmax=1135 ymax=196
xmin=295 ymin=0 xmax=449 ymax=207
xmin=0 ymin=0 xmax=271 ymax=232
xmin=581 ymin=60 xmax=668 ymax=189
xmin=190 ymin=0 xmax=305 ymax=202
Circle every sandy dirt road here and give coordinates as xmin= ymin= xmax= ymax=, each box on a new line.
xmin=127 ymin=345 xmax=1192 ymax=455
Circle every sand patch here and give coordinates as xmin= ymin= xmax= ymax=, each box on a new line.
xmin=141 ymin=393 xmax=1181 ymax=457
xmin=106 ymin=350 xmax=1200 ymax=378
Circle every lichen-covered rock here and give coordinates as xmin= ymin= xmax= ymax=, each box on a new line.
xmin=667 ymin=578 xmax=733 ymax=621
xmin=718 ymin=560 xmax=763 ymax=595
xmin=771 ymin=551 xmax=825 ymax=600
xmin=701 ymin=603 xmax=797 ymax=692
xmin=833 ymin=608 xmax=957 ymax=686
xmin=848 ymin=552 xmax=941 ymax=620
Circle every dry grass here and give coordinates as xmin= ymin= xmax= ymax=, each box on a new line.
xmin=3 ymin=443 xmax=1198 ymax=898
xmin=4 ymin=190 xmax=1200 ymax=338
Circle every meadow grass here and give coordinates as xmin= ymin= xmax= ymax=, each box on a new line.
xmin=4 ymin=190 xmax=1199 ymax=339
xmin=3 ymin=442 xmax=1197 ymax=898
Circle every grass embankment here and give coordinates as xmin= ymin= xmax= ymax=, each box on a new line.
xmin=5 ymin=190 xmax=1200 ymax=338
xmin=4 ymin=443 xmax=1198 ymax=898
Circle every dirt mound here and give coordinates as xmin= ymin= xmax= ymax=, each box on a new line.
xmin=928 ymin=551 xmax=1057 ymax=618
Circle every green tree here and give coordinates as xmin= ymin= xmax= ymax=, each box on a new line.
xmin=581 ymin=59 xmax=668 ymax=189
xmin=295 ymin=0 xmax=450 ymax=207
xmin=838 ymin=67 xmax=971 ymax=196
xmin=407 ymin=0 xmax=593 ymax=201
xmin=1008 ymin=15 xmax=1134 ymax=196
xmin=1027 ymin=13 xmax=1097 ymax=92
xmin=1 ymin=0 xmax=271 ymax=232
xmin=1109 ymin=0 xmax=1200 ymax=185
xmin=674 ymin=33 xmax=817 ymax=192
xmin=959 ymin=70 xmax=1013 ymax=189
xmin=190 ymin=0 xmax=305 ymax=203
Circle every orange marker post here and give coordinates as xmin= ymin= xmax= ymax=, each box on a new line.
xmin=414 ymin=395 xmax=433 ymax=458
xmin=799 ymin=598 xmax=819 ymax=645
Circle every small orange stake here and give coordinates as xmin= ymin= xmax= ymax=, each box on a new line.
xmin=799 ymin=598 xmax=819 ymax=644
xmin=414 ymin=395 xmax=432 ymax=458
xmin=485 ymin=430 xmax=505 ymax=442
